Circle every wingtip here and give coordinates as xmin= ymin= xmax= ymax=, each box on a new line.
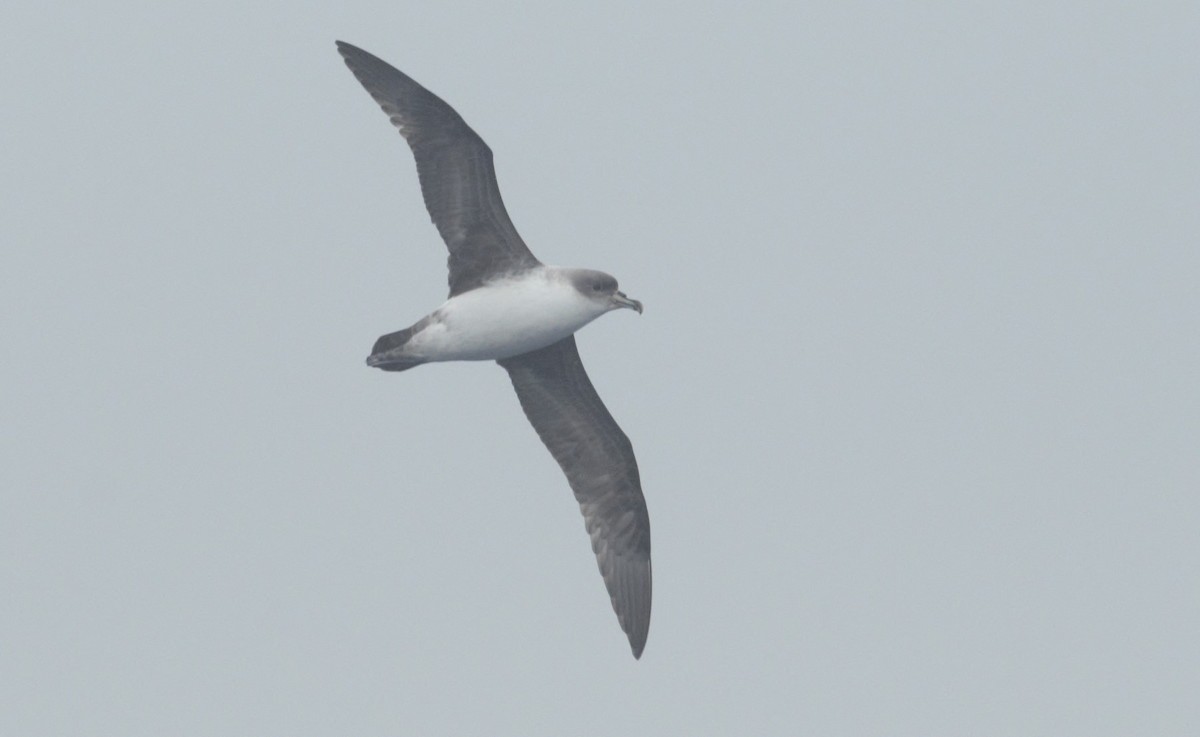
xmin=626 ymin=619 xmax=649 ymax=659
xmin=334 ymin=40 xmax=362 ymax=60
xmin=613 ymin=556 xmax=652 ymax=660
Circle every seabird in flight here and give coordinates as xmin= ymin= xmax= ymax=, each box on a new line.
xmin=336 ymin=42 xmax=652 ymax=658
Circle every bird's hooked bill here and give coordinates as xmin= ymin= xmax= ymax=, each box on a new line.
xmin=613 ymin=291 xmax=643 ymax=314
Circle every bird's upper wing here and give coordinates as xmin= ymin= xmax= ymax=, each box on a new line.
xmin=337 ymin=41 xmax=540 ymax=296
xmin=498 ymin=336 xmax=652 ymax=658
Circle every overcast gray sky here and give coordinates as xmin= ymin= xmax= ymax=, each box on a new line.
xmin=3 ymin=2 xmax=1198 ymax=735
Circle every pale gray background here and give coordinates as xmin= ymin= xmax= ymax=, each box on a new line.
xmin=2 ymin=2 xmax=1197 ymax=735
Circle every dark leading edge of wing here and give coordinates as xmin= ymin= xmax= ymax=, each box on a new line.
xmin=336 ymin=41 xmax=540 ymax=296
xmin=499 ymin=337 xmax=652 ymax=658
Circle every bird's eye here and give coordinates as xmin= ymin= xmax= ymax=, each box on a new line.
xmin=593 ymin=283 xmax=605 ymax=292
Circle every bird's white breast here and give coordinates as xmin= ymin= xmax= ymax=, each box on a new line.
xmin=409 ymin=268 xmax=607 ymax=361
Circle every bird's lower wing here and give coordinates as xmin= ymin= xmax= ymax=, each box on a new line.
xmin=498 ymin=336 xmax=652 ymax=658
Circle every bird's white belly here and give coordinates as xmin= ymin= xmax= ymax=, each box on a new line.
xmin=411 ymin=272 xmax=605 ymax=361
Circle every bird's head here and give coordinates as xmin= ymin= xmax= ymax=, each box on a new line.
xmin=570 ymin=269 xmax=643 ymax=315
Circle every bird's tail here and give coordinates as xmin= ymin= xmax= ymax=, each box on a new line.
xmin=365 ymin=324 xmax=427 ymax=372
